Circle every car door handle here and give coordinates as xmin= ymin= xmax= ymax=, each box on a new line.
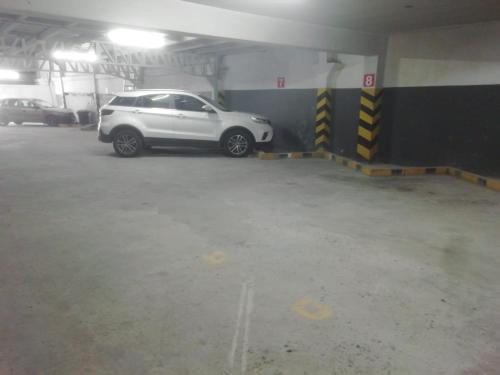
xmin=176 ymin=113 xmax=185 ymax=119
xmin=133 ymin=110 xmax=143 ymax=114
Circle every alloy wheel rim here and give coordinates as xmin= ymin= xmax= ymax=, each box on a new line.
xmin=116 ymin=134 xmax=138 ymax=155
xmin=227 ymin=134 xmax=248 ymax=156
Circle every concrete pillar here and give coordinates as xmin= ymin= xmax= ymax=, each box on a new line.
xmin=356 ymin=50 xmax=387 ymax=161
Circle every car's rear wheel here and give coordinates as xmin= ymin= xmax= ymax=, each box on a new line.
xmin=46 ymin=116 xmax=58 ymax=127
xmin=223 ymin=129 xmax=254 ymax=157
xmin=113 ymin=129 xmax=143 ymax=157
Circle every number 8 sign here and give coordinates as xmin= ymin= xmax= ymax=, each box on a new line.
xmin=363 ymin=74 xmax=376 ymax=88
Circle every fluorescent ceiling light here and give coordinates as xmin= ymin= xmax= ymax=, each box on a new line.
xmin=53 ymin=50 xmax=98 ymax=62
xmin=107 ymin=28 xmax=167 ymax=49
xmin=0 ymin=69 xmax=20 ymax=80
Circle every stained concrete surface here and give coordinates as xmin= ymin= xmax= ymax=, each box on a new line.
xmin=0 ymin=127 xmax=499 ymax=375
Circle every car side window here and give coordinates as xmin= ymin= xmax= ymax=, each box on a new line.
xmin=137 ymin=94 xmax=173 ymax=109
xmin=14 ymin=99 xmax=35 ymax=108
xmin=109 ymin=96 xmax=137 ymax=107
xmin=173 ymin=95 xmax=205 ymax=112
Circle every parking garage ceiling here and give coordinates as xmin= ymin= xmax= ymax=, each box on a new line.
xmin=185 ymin=0 xmax=500 ymax=33
xmin=1 ymin=0 xmax=500 ymax=75
xmin=0 ymin=0 xmax=384 ymax=54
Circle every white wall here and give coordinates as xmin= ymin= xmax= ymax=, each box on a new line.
xmin=384 ymin=21 xmax=500 ymax=87
xmin=139 ymin=48 xmax=367 ymax=93
xmin=141 ymin=68 xmax=213 ymax=95
xmin=223 ymin=49 xmax=330 ymax=90
xmin=223 ymin=49 xmax=365 ymax=90
xmin=35 ymin=72 xmax=126 ymax=111
xmin=0 ymin=85 xmax=53 ymax=102
xmin=55 ymin=74 xmax=126 ymax=111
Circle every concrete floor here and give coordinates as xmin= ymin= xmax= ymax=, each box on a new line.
xmin=0 ymin=127 xmax=499 ymax=375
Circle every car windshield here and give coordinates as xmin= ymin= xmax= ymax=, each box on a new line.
xmin=199 ymin=95 xmax=230 ymax=112
xmin=33 ymin=99 xmax=55 ymax=108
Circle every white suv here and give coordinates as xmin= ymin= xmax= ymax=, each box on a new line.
xmin=98 ymin=90 xmax=273 ymax=157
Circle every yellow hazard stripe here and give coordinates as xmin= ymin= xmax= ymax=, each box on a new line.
xmin=317 ymin=88 xmax=328 ymax=96
xmin=403 ymin=168 xmax=427 ymax=176
xmin=359 ymin=110 xmax=381 ymax=125
xmin=486 ymin=179 xmax=500 ymax=191
xmin=316 ymin=123 xmax=330 ymax=134
xmin=315 ymin=134 xmax=330 ymax=145
xmin=316 ymin=97 xmax=330 ymax=110
xmin=360 ymin=96 xmax=375 ymax=111
xmin=361 ymin=88 xmax=381 ymax=97
xmin=360 ymin=110 xmax=373 ymax=125
xmin=461 ymin=172 xmax=479 ymax=184
xmin=357 ymin=144 xmax=378 ymax=160
xmin=358 ymin=126 xmax=379 ymax=141
xmin=316 ymin=111 xmax=331 ymax=122
xmin=360 ymin=95 xmax=382 ymax=111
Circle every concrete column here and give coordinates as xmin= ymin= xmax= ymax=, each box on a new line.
xmin=356 ymin=47 xmax=387 ymax=161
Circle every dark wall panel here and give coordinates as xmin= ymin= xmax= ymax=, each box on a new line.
xmin=381 ymin=85 xmax=500 ymax=176
xmin=225 ymin=89 xmax=316 ymax=151
xmin=226 ymin=86 xmax=499 ymax=176
xmin=225 ymin=88 xmax=362 ymax=154
xmin=331 ymin=89 xmax=361 ymax=159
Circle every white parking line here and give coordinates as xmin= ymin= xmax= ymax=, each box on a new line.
xmin=224 ymin=279 xmax=254 ymax=375
xmin=241 ymin=282 xmax=254 ymax=375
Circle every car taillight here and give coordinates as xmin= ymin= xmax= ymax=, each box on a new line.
xmin=101 ymin=109 xmax=114 ymax=116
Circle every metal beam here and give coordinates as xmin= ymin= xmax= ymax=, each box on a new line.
xmin=0 ymin=0 xmax=385 ymax=54
xmin=0 ymin=15 xmax=27 ymax=34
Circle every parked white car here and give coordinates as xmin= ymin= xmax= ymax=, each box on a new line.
xmin=98 ymin=90 xmax=273 ymax=157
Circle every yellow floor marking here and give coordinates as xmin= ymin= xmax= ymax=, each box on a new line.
xmin=291 ymin=298 xmax=333 ymax=320
xmin=203 ymin=251 xmax=227 ymax=265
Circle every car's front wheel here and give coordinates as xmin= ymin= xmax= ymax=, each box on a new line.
xmin=223 ymin=129 xmax=254 ymax=157
xmin=113 ymin=129 xmax=143 ymax=157
xmin=46 ymin=116 xmax=58 ymax=127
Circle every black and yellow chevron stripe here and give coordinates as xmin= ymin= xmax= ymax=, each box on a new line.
xmin=356 ymin=88 xmax=383 ymax=161
xmin=315 ymin=88 xmax=331 ymax=150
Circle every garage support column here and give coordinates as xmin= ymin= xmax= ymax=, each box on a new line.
xmin=315 ymin=88 xmax=332 ymax=151
xmin=92 ymin=67 xmax=101 ymax=112
xmin=59 ymin=70 xmax=67 ymax=109
xmin=356 ymin=53 xmax=386 ymax=161
xmin=211 ymin=55 xmax=226 ymax=106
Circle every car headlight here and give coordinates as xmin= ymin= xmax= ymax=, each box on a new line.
xmin=251 ymin=116 xmax=270 ymax=125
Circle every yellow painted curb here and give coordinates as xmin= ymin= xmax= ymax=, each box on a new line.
xmin=257 ymin=151 xmax=499 ymax=191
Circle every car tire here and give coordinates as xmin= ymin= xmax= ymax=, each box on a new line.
xmin=46 ymin=116 xmax=58 ymax=127
xmin=113 ymin=129 xmax=143 ymax=157
xmin=222 ymin=129 xmax=254 ymax=158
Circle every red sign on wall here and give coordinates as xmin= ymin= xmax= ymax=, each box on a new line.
xmin=277 ymin=77 xmax=285 ymax=88
xmin=363 ymin=74 xmax=376 ymax=88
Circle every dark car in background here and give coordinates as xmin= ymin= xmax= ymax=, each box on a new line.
xmin=0 ymin=98 xmax=77 ymax=126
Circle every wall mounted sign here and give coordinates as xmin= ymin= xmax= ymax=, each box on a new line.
xmin=277 ymin=77 xmax=285 ymax=88
xmin=363 ymin=73 xmax=376 ymax=88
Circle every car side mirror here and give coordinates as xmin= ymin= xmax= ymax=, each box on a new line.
xmin=202 ymin=104 xmax=215 ymax=113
